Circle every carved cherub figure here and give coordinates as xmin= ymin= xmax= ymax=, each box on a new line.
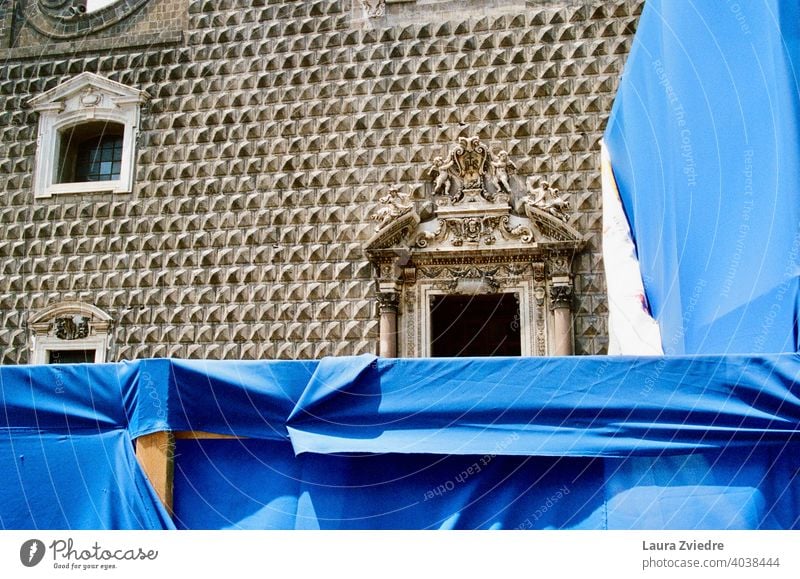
xmin=523 ymin=177 xmax=571 ymax=221
xmin=428 ymin=156 xmax=455 ymax=197
xmin=490 ymin=150 xmax=517 ymax=193
xmin=371 ymin=186 xmax=413 ymax=227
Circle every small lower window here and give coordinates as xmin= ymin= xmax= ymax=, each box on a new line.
xmin=28 ymin=302 xmax=112 ymax=365
xmin=430 ymin=293 xmax=521 ymax=357
xmin=47 ymin=350 xmax=97 ymax=364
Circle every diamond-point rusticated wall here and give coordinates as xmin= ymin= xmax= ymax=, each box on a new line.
xmin=0 ymin=0 xmax=643 ymax=364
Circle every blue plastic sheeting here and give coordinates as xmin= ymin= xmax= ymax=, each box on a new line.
xmin=173 ymin=440 xmax=800 ymax=530
xmin=285 ymin=355 xmax=800 ymax=457
xmin=173 ymin=439 xmax=608 ymax=530
xmin=0 ymin=364 xmax=174 ymax=529
xmin=0 ymin=431 xmax=172 ymax=530
xmin=604 ymin=448 xmax=800 ymax=529
xmin=2 ymin=354 xmax=800 ymax=529
xmin=604 ymin=0 xmax=800 ymax=355
xmin=127 ymin=358 xmax=319 ymax=439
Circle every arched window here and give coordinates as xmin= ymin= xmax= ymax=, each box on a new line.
xmin=28 ymin=73 xmax=147 ymax=198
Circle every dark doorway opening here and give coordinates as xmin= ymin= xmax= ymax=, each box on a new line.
xmin=47 ymin=350 xmax=95 ymax=364
xmin=430 ymin=293 xmax=521 ymax=357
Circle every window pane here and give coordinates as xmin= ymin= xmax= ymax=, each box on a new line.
xmin=75 ymin=134 xmax=124 ymax=182
xmin=86 ymin=0 xmax=119 ymax=13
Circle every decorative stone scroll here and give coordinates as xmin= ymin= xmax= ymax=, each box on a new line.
xmin=365 ymin=136 xmax=587 ymax=358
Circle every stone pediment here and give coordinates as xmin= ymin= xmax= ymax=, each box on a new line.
xmin=366 ymin=207 xmax=421 ymax=251
xmin=27 ymin=72 xmax=148 ymax=114
xmin=366 ymin=137 xmax=584 ymax=255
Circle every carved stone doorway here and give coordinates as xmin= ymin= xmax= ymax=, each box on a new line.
xmin=366 ymin=137 xmax=585 ymax=359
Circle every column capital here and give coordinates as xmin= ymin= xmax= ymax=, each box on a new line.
xmin=549 ymin=284 xmax=573 ymax=311
xmin=377 ymin=291 xmax=399 ymax=314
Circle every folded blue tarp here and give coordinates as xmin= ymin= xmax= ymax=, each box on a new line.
xmin=605 ymin=0 xmax=800 ymax=355
xmin=0 ymin=363 xmax=174 ymax=530
xmin=2 ymin=354 xmax=799 ymax=529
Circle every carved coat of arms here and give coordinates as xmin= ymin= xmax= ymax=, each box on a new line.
xmin=54 ymin=315 xmax=90 ymax=340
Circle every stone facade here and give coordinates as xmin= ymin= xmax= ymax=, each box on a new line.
xmin=0 ymin=0 xmax=642 ymax=364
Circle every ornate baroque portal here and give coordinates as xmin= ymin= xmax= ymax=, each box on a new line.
xmin=366 ymin=137 xmax=585 ymax=358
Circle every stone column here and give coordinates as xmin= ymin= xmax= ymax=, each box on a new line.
xmin=550 ymin=284 xmax=574 ymax=356
xmin=377 ymin=291 xmax=399 ymax=358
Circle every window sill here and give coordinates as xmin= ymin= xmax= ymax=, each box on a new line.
xmin=36 ymin=180 xmax=130 ymax=199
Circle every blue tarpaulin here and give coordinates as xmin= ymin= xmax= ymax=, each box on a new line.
xmin=604 ymin=0 xmax=800 ymax=355
xmin=0 ymin=363 xmax=173 ymax=530
xmin=2 ymin=354 xmax=800 ymax=529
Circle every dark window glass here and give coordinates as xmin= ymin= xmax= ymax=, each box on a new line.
xmin=430 ymin=293 xmax=521 ymax=357
xmin=47 ymin=350 xmax=96 ymax=364
xmin=74 ymin=135 xmax=123 ymax=182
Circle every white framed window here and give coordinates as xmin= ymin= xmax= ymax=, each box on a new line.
xmin=28 ymin=302 xmax=113 ymax=365
xmin=27 ymin=72 xmax=148 ymax=199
